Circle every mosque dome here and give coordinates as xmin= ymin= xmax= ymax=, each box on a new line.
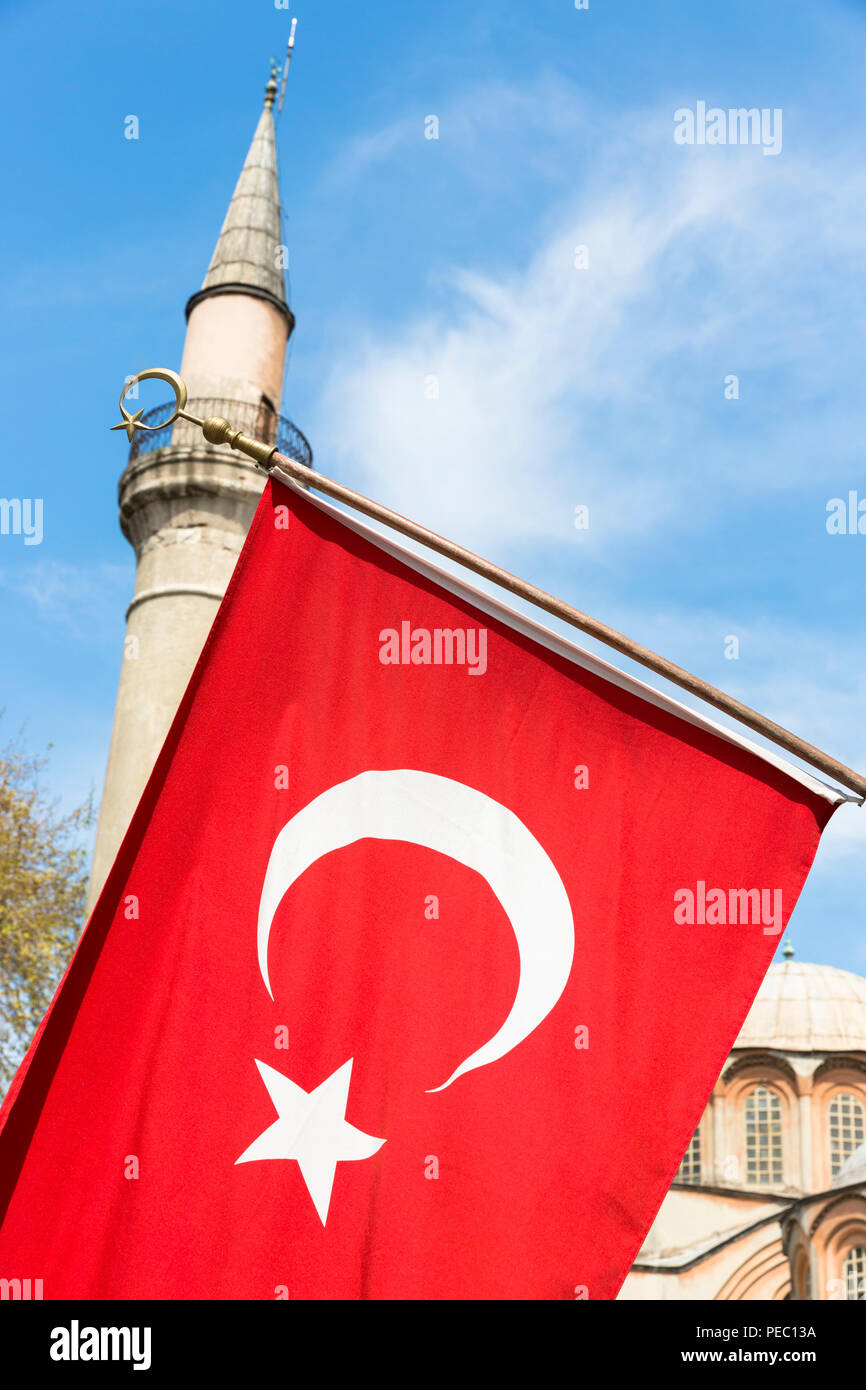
xmin=732 ymin=959 xmax=866 ymax=1053
xmin=833 ymin=1141 xmax=866 ymax=1189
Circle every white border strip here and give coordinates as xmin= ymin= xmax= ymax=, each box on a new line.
xmin=274 ymin=470 xmax=851 ymax=807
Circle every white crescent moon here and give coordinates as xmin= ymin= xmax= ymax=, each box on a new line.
xmin=257 ymin=770 xmax=575 ymax=1092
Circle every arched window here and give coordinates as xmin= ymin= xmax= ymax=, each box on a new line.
xmin=843 ymin=1246 xmax=866 ymax=1301
xmin=829 ymin=1093 xmax=865 ymax=1178
xmin=744 ymin=1085 xmax=783 ymax=1185
xmin=677 ymin=1127 xmax=701 ymax=1184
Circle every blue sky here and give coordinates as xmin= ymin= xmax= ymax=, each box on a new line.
xmin=1 ymin=0 xmax=865 ymax=971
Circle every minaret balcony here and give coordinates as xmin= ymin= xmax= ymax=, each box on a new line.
xmin=128 ymin=397 xmax=314 ymax=471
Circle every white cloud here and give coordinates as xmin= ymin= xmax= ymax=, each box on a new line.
xmin=310 ymin=79 xmax=866 ymax=553
xmin=307 ymin=77 xmax=866 ymax=882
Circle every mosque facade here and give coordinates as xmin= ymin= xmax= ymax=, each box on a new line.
xmin=621 ymin=951 xmax=866 ymax=1300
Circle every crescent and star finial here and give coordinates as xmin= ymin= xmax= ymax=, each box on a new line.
xmin=111 ymin=367 xmax=200 ymax=443
xmin=110 ymin=367 xmax=277 ymax=467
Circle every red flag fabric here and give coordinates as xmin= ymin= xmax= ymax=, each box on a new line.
xmin=0 ymin=477 xmax=842 ymax=1300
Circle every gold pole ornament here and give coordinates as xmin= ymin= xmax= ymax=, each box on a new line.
xmin=112 ymin=367 xmax=277 ymax=468
xmin=110 ymin=368 xmax=866 ymax=799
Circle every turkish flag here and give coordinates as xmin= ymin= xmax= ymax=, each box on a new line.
xmin=0 ymin=477 xmax=841 ymax=1300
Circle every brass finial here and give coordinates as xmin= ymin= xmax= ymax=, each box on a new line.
xmin=265 ymin=59 xmax=279 ymax=109
xmin=112 ymin=367 xmax=277 ymax=469
xmin=782 ymin=939 xmax=794 ymax=961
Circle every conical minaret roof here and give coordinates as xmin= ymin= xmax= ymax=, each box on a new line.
xmin=185 ymin=73 xmax=293 ymax=329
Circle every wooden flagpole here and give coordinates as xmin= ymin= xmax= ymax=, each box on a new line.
xmin=112 ymin=369 xmax=866 ymax=801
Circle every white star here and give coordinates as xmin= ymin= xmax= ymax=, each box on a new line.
xmin=235 ymin=1058 xmax=385 ymax=1225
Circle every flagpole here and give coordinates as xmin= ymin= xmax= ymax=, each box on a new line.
xmin=113 ymin=369 xmax=866 ymax=801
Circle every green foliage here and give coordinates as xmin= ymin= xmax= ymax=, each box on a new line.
xmin=0 ymin=730 xmax=94 ymax=1092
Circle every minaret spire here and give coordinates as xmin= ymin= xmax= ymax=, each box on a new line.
xmin=184 ymin=64 xmax=292 ymax=333
xmin=87 ymin=69 xmax=306 ymax=909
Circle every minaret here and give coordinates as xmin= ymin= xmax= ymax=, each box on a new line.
xmin=88 ymin=71 xmax=308 ymax=908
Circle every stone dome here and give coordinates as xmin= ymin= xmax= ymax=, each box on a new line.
xmin=833 ymin=1141 xmax=866 ymax=1189
xmin=732 ymin=960 xmax=866 ymax=1053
